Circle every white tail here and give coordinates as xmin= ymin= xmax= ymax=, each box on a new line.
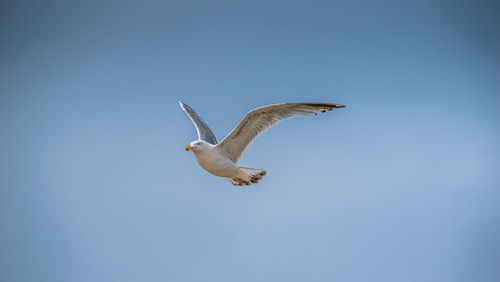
xmin=227 ymin=167 xmax=267 ymax=186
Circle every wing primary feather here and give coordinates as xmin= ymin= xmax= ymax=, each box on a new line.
xmin=179 ymin=101 xmax=218 ymax=144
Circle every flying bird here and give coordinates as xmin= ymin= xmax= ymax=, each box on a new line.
xmin=180 ymin=101 xmax=345 ymax=186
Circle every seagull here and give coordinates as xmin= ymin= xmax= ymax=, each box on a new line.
xmin=179 ymin=101 xmax=345 ymax=186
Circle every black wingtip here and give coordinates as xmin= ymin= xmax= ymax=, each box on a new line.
xmin=303 ymin=103 xmax=346 ymax=109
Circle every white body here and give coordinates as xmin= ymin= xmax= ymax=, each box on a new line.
xmin=187 ymin=141 xmax=266 ymax=186
xmin=192 ymin=145 xmax=238 ymax=177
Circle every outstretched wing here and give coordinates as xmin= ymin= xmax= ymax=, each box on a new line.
xmin=179 ymin=101 xmax=218 ymax=144
xmin=216 ymin=102 xmax=345 ymax=162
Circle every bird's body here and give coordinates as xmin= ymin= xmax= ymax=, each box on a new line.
xmin=191 ymin=143 xmax=237 ymax=177
xmin=180 ymin=101 xmax=345 ymax=186
xmin=186 ymin=140 xmax=267 ymax=185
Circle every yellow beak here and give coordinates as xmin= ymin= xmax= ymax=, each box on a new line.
xmin=185 ymin=145 xmax=194 ymax=151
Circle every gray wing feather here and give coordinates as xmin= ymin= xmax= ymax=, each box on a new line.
xmin=179 ymin=101 xmax=218 ymax=145
xmin=216 ymin=102 xmax=345 ymax=162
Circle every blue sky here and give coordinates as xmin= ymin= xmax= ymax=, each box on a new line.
xmin=1 ymin=1 xmax=499 ymax=281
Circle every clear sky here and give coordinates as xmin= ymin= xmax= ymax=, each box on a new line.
xmin=1 ymin=1 xmax=499 ymax=281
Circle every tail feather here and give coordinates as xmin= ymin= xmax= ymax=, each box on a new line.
xmin=227 ymin=167 xmax=266 ymax=186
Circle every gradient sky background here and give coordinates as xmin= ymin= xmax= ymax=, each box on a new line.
xmin=1 ymin=1 xmax=499 ymax=281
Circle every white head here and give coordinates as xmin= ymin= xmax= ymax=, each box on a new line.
xmin=185 ymin=140 xmax=212 ymax=152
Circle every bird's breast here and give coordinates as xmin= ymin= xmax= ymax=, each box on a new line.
xmin=193 ymin=149 xmax=237 ymax=177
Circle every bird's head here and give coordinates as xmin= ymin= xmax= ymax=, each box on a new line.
xmin=185 ymin=140 xmax=211 ymax=152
